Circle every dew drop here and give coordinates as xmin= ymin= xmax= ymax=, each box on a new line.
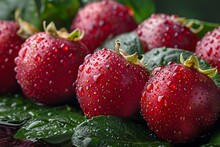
xmin=8 ymin=49 xmax=13 ymax=55
xmin=86 ymin=67 xmax=92 ymax=74
xmin=169 ymin=82 xmax=177 ymax=90
xmin=84 ymin=54 xmax=92 ymax=61
xmin=62 ymin=44 xmax=69 ymax=51
xmin=146 ymin=83 xmax=153 ymax=93
xmin=34 ymin=54 xmax=41 ymax=62
xmin=158 ymin=95 xmax=164 ymax=102
xmin=79 ymin=64 xmax=85 ymax=72
xmin=98 ymin=67 xmax=104 ymax=72
xmin=4 ymin=58 xmax=9 ymax=63
xmin=93 ymin=74 xmax=101 ymax=82
xmin=206 ymin=47 xmax=213 ymax=56
xmin=173 ymin=73 xmax=181 ymax=79
xmin=78 ymin=87 xmax=84 ymax=96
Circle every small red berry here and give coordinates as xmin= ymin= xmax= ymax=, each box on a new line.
xmin=76 ymin=41 xmax=149 ymax=118
xmin=0 ymin=20 xmax=24 ymax=94
xmin=136 ymin=14 xmax=199 ymax=52
xmin=71 ymin=0 xmax=137 ymax=52
xmin=15 ymin=23 xmax=89 ymax=105
xmin=141 ymin=55 xmax=220 ymax=143
xmin=195 ymin=26 xmax=220 ymax=71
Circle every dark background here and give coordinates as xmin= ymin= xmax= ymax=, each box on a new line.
xmin=154 ymin=0 xmax=219 ymax=23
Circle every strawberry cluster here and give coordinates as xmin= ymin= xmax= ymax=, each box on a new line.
xmin=1 ymin=0 xmax=220 ymax=145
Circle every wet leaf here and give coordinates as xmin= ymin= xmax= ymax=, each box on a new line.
xmin=142 ymin=47 xmax=220 ymax=88
xmin=96 ymin=32 xmax=144 ymax=57
xmin=72 ymin=116 xmax=169 ymax=147
xmin=0 ymin=95 xmax=85 ymax=144
xmin=0 ymin=0 xmax=80 ymax=30
xmin=14 ymin=107 xmax=85 ymax=143
xmin=40 ymin=0 xmax=80 ymax=29
xmin=0 ymin=0 xmax=40 ymax=28
xmin=186 ymin=19 xmax=219 ymax=38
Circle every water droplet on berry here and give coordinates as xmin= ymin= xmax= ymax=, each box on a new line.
xmin=8 ymin=49 xmax=12 ymax=55
xmin=206 ymin=47 xmax=213 ymax=56
xmin=4 ymin=58 xmax=9 ymax=63
xmin=173 ymin=73 xmax=181 ymax=79
xmin=158 ymin=95 xmax=164 ymax=102
xmin=146 ymin=83 xmax=153 ymax=93
xmin=78 ymin=87 xmax=84 ymax=96
xmin=84 ymin=54 xmax=92 ymax=61
xmin=214 ymin=52 xmax=218 ymax=58
xmin=34 ymin=54 xmax=41 ymax=62
xmin=210 ymin=39 xmax=214 ymax=44
xmin=19 ymin=48 xmax=27 ymax=59
xmin=98 ymin=67 xmax=104 ymax=72
xmin=79 ymin=64 xmax=85 ymax=72
xmin=93 ymin=74 xmax=101 ymax=82
xmin=86 ymin=67 xmax=91 ymax=74
xmin=37 ymin=37 xmax=44 ymax=43
xmin=94 ymin=62 xmax=99 ymax=66
xmin=62 ymin=44 xmax=69 ymax=51
xmin=169 ymin=82 xmax=176 ymax=90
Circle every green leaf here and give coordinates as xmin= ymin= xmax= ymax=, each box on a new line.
xmin=0 ymin=0 xmax=80 ymax=30
xmin=117 ymin=0 xmax=155 ymax=23
xmin=186 ymin=19 xmax=220 ymax=38
xmin=0 ymin=0 xmax=40 ymax=28
xmin=201 ymin=123 xmax=220 ymax=147
xmin=142 ymin=47 xmax=220 ymax=88
xmin=15 ymin=107 xmax=85 ymax=142
xmin=40 ymin=0 xmax=80 ymax=29
xmin=96 ymin=32 xmax=144 ymax=57
xmin=0 ymin=94 xmax=43 ymax=122
xmin=0 ymin=95 xmax=85 ymax=144
xmin=72 ymin=116 xmax=170 ymax=147
xmin=80 ymin=0 xmax=155 ymax=23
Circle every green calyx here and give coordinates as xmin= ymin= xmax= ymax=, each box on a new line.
xmin=175 ymin=17 xmax=204 ymax=34
xmin=15 ymin=9 xmax=38 ymax=39
xmin=114 ymin=40 xmax=145 ymax=66
xmin=43 ymin=21 xmax=84 ymax=41
xmin=180 ymin=53 xmax=218 ymax=78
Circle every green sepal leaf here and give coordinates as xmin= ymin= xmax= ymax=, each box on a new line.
xmin=142 ymin=47 xmax=220 ymax=88
xmin=72 ymin=116 xmax=170 ymax=147
xmin=96 ymin=32 xmax=144 ymax=58
xmin=186 ymin=19 xmax=220 ymax=38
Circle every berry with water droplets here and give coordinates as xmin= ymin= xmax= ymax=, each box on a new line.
xmin=71 ymin=0 xmax=137 ymax=52
xmin=76 ymin=41 xmax=149 ymax=118
xmin=195 ymin=27 xmax=220 ymax=71
xmin=135 ymin=13 xmax=199 ymax=52
xmin=0 ymin=20 xmax=24 ymax=94
xmin=15 ymin=22 xmax=89 ymax=105
xmin=141 ymin=56 xmax=220 ymax=143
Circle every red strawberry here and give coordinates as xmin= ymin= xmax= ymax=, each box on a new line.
xmin=141 ymin=55 xmax=220 ymax=143
xmin=136 ymin=13 xmax=199 ymax=52
xmin=70 ymin=0 xmax=137 ymax=52
xmin=0 ymin=20 xmax=24 ymax=94
xmin=195 ymin=27 xmax=220 ymax=71
xmin=15 ymin=22 xmax=89 ymax=105
xmin=76 ymin=41 xmax=149 ymax=118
